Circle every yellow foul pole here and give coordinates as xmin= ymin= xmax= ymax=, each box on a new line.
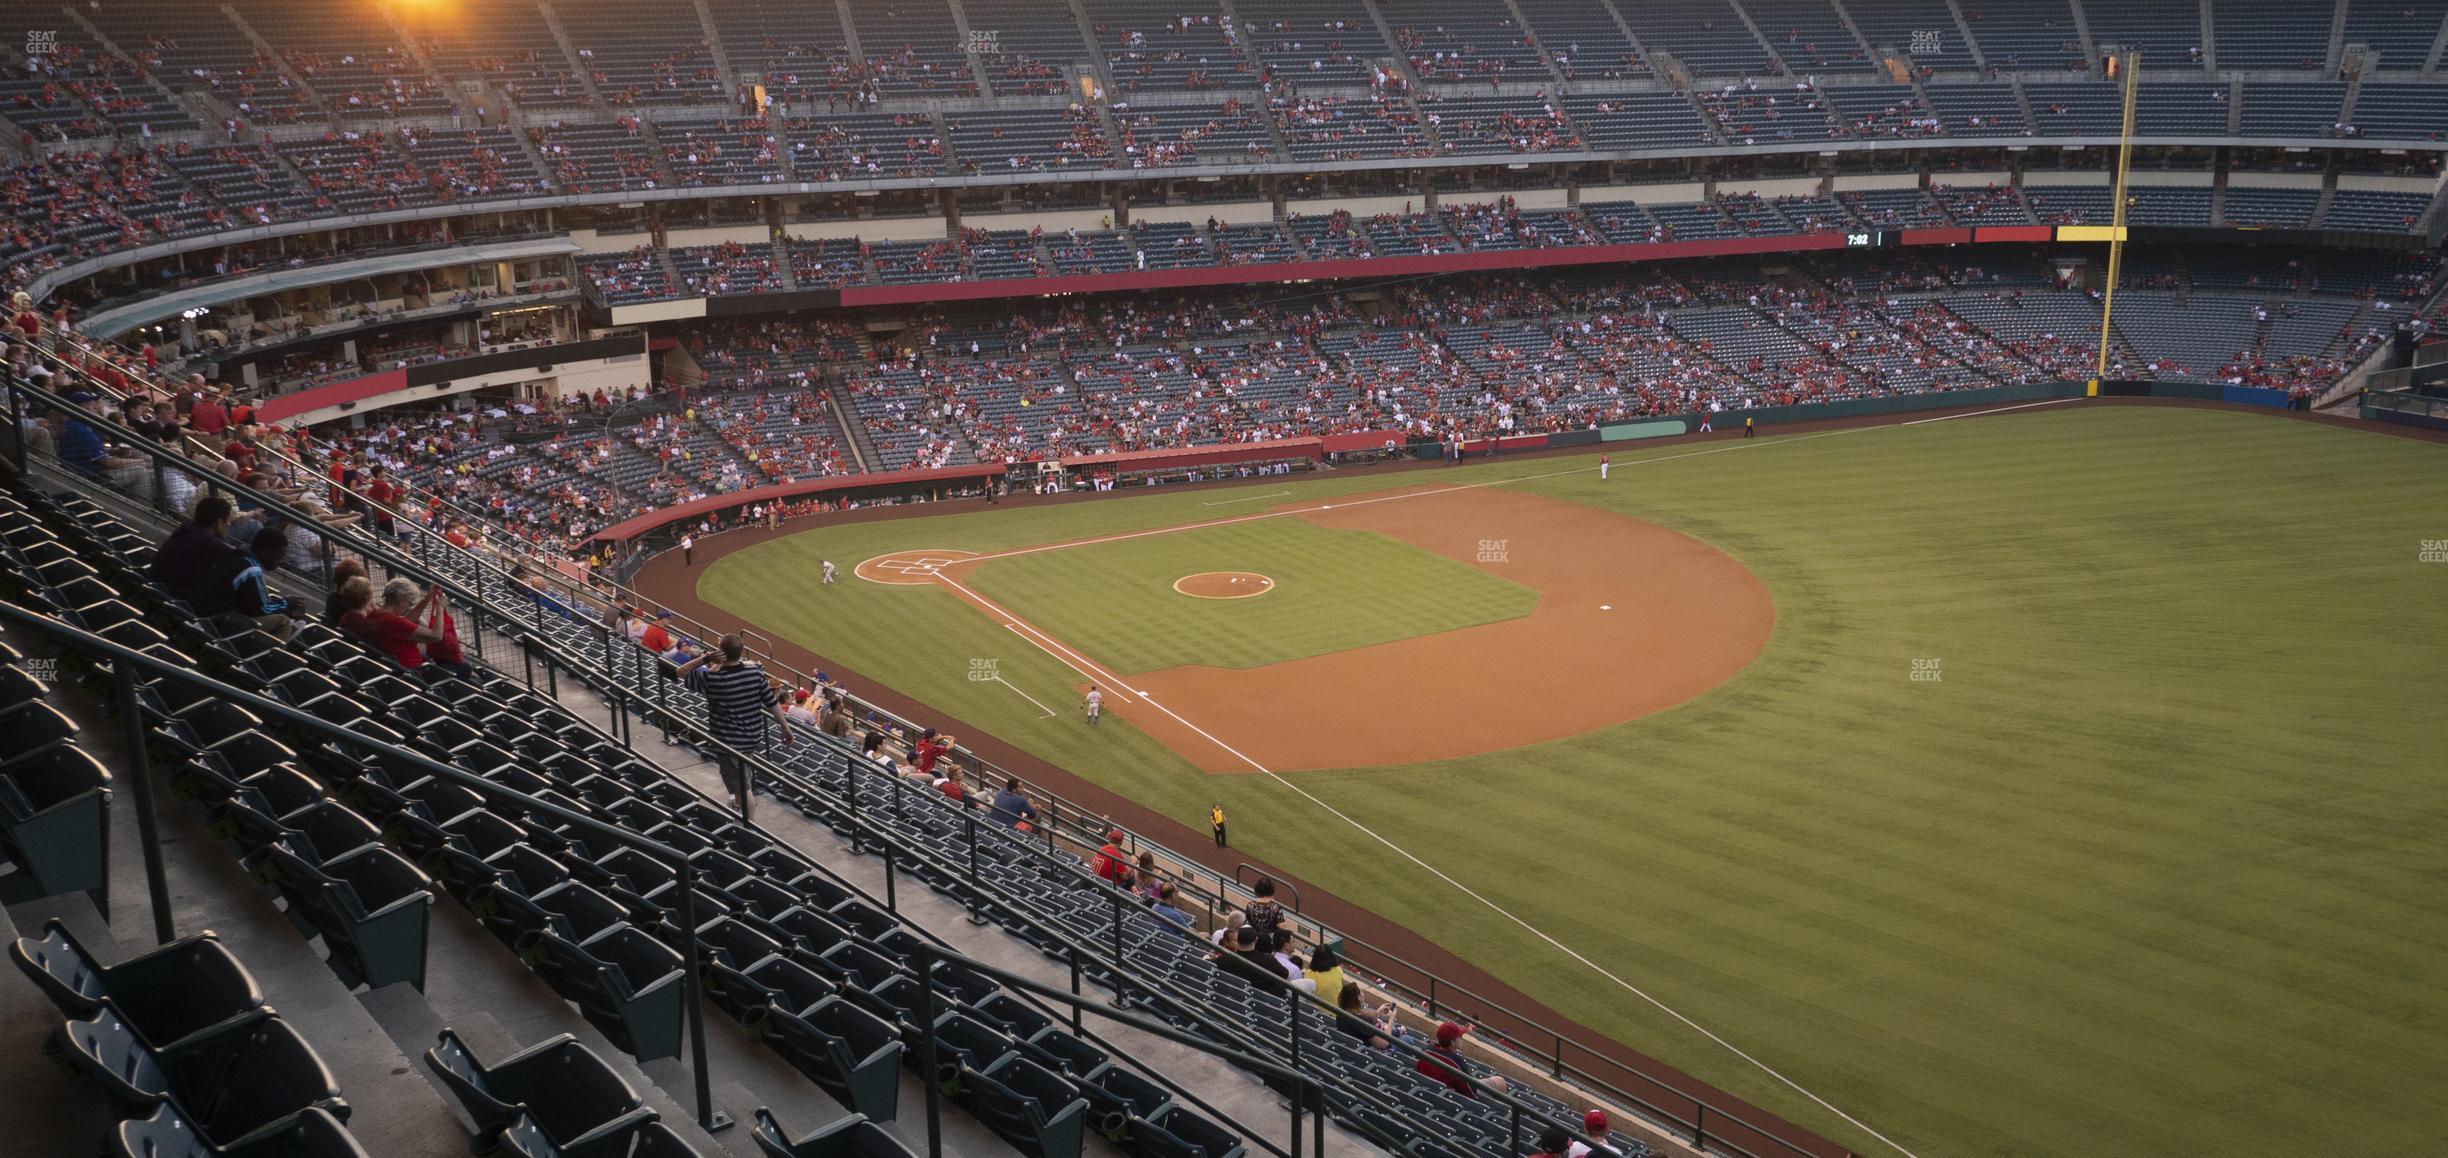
xmin=2093 ymin=50 xmax=2140 ymax=386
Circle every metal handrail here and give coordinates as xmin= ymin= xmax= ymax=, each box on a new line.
xmin=0 ymin=501 xmax=1368 ymax=1156
xmin=16 ymin=337 xmax=1826 ymax=1156
xmin=0 ymin=598 xmax=724 ymax=1130
xmin=0 ymin=376 xmax=1530 ymax=1151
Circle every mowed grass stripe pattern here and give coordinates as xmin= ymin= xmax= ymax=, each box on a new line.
xmin=699 ymin=407 xmax=2448 ymax=1158
xmin=963 ymin=518 xmax=1537 ymax=673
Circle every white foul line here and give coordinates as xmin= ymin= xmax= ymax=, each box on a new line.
xmin=997 ymin=623 xmax=1139 ymax=704
xmin=914 ymin=396 xmax=2094 ymax=1158
xmin=1201 ymin=489 xmax=1294 ymax=506
xmin=988 ymin=674 xmax=1059 ymax=719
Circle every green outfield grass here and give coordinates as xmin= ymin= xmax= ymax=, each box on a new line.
xmin=961 ymin=517 xmax=1536 ymax=673
xmin=698 ymin=406 xmax=2448 ymax=1158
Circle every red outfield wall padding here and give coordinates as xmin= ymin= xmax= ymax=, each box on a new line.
xmin=1318 ymin=430 xmax=1409 ymax=453
xmin=1974 ymin=225 xmax=2054 ymax=243
xmin=1901 ymin=227 xmax=1975 ymax=246
xmin=1459 ymin=434 xmax=1553 ymax=454
xmin=590 ymin=463 xmax=1006 ymax=542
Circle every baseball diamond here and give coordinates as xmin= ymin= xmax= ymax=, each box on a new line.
xmin=10 ymin=6 xmax=2448 ymax=1157
xmin=674 ymin=405 xmax=2448 ymax=1158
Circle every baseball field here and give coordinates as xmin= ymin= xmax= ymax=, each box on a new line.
xmin=681 ymin=403 xmax=2448 ymax=1157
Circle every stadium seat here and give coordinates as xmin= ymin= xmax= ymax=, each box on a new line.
xmin=773 ymin=996 xmax=904 ymax=1121
xmin=114 ymin=1105 xmax=370 ymax=1158
xmin=258 ymin=844 xmax=434 ymax=991
xmin=63 ymin=1010 xmax=350 ymax=1149
xmin=423 ymin=1029 xmax=656 ymax=1155
xmin=749 ymin=1107 xmax=919 ymax=1158
xmin=534 ymin=927 xmax=686 ymax=1061
xmin=967 ymin=1054 xmax=1089 ymax=1158
xmin=11 ymin=917 xmax=270 ymax=1050
xmin=0 ymin=743 xmax=114 ymax=896
xmin=1132 ymin=1105 xmax=1248 ymax=1158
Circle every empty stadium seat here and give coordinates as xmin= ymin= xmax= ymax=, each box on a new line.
xmin=424 ymin=1028 xmax=656 ymax=1155
xmin=0 ymin=743 xmax=114 ymax=896
xmin=967 ymin=1054 xmax=1089 ymax=1158
xmin=114 ymin=1105 xmax=370 ymax=1158
xmin=62 ymin=1011 xmax=350 ymax=1149
xmin=11 ymin=918 xmax=270 ymax=1050
xmin=749 ymin=1108 xmax=918 ymax=1158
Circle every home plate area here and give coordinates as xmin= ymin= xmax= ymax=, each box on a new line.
xmin=855 ymin=549 xmax=979 ymax=585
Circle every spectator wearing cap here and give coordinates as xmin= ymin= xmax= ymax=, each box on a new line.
xmin=1415 ymin=1021 xmax=1504 ymax=1097
xmin=1569 ymin=1109 xmax=1618 ymax=1157
xmin=1534 ymin=1126 xmax=1574 ymax=1156
xmin=783 ymin=689 xmax=820 ymax=730
xmin=1092 ymin=829 xmax=1129 ymax=882
xmin=639 ymin=614 xmax=673 ymax=654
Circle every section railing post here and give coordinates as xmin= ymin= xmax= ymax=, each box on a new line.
xmin=114 ymin=661 xmax=172 ymax=944
xmin=1068 ymin=948 xmax=1083 ymax=1034
xmin=963 ymin=811 xmax=985 ymax=925
xmin=883 ymin=843 xmax=897 ymax=912
xmin=914 ymin=941 xmax=943 ymax=1158
xmin=1288 ymin=988 xmax=1304 ymax=1158
xmin=1696 ymin=1103 xmax=1708 ymax=1152
xmin=674 ymin=863 xmax=720 ymax=1131
xmin=846 ymin=760 xmax=863 ymax=854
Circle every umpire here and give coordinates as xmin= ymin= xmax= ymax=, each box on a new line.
xmin=675 ymin=634 xmax=792 ymax=819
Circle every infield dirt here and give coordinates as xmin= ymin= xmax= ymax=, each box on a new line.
xmin=932 ymin=484 xmax=1775 ymax=772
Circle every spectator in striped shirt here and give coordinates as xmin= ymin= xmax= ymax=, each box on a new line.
xmin=676 ymin=633 xmax=792 ymax=818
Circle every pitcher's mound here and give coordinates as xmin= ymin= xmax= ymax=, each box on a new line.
xmin=1175 ymin=572 xmax=1275 ymax=599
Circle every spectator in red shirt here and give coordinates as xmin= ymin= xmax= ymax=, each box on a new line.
xmin=1415 ymin=1022 xmax=1503 ymax=1097
xmin=1092 ymin=830 xmax=1128 ymax=882
xmin=914 ymin=730 xmax=951 ymax=777
xmin=188 ymin=389 xmax=230 ymax=435
xmin=355 ymin=577 xmax=447 ymax=671
xmin=639 ymin=617 xmax=673 ymax=654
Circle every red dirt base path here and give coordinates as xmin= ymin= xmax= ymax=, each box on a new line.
xmin=929 ymin=484 xmax=1774 ymax=773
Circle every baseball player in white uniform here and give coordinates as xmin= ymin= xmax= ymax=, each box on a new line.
xmin=821 ymin=559 xmax=837 ymax=584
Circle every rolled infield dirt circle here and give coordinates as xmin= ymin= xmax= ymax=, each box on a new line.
xmin=1173 ymin=571 xmax=1275 ymax=599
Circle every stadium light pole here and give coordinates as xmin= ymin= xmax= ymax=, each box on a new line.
xmin=2093 ymin=49 xmax=2140 ymax=388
